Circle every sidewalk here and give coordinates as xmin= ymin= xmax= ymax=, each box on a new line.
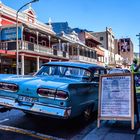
xmin=82 ymin=94 xmax=140 ymax=140
xmin=83 ymin=120 xmax=140 ymax=140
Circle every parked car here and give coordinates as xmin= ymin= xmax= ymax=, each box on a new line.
xmin=0 ymin=62 xmax=107 ymax=120
xmin=108 ymin=68 xmax=130 ymax=74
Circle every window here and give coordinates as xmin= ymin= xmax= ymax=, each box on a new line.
xmin=100 ymin=37 xmax=103 ymax=41
xmin=36 ymin=65 xmax=91 ymax=82
xmin=30 ymin=37 xmax=35 ymax=43
xmin=42 ymin=41 xmax=46 ymax=46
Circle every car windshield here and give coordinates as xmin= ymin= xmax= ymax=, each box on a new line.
xmin=35 ymin=65 xmax=92 ymax=81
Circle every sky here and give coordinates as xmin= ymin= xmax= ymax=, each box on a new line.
xmin=2 ymin=0 xmax=140 ymax=52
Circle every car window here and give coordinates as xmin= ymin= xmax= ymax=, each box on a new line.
xmin=35 ymin=65 xmax=92 ymax=81
xmin=93 ymin=70 xmax=100 ymax=82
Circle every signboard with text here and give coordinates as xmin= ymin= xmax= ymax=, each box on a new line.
xmin=1 ymin=27 xmax=22 ymax=41
xmin=97 ymin=73 xmax=134 ymax=130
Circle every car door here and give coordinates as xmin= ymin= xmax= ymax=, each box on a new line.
xmin=91 ymin=68 xmax=106 ymax=107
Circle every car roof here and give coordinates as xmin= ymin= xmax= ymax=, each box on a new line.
xmin=108 ymin=68 xmax=124 ymax=73
xmin=108 ymin=68 xmax=130 ymax=74
xmin=110 ymin=68 xmax=123 ymax=70
xmin=43 ymin=61 xmax=105 ymax=71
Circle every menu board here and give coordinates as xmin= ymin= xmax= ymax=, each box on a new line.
xmin=97 ymin=73 xmax=134 ymax=130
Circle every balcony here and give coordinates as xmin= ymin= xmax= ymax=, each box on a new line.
xmin=95 ymin=47 xmax=104 ymax=56
xmin=23 ymin=41 xmax=69 ymax=59
xmin=23 ymin=41 xmax=52 ymax=55
xmin=70 ymin=55 xmax=97 ymax=64
xmin=0 ymin=41 xmax=69 ymax=59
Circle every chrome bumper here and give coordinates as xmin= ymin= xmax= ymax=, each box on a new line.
xmin=0 ymin=96 xmax=71 ymax=118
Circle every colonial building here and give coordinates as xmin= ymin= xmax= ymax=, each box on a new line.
xmin=51 ymin=22 xmax=104 ymax=65
xmin=78 ymin=31 xmax=104 ymax=66
xmin=91 ymin=27 xmax=115 ymax=67
xmin=57 ymin=31 xmax=98 ymax=64
xmin=0 ymin=2 xmax=70 ymax=74
xmin=0 ymin=2 xmax=133 ymax=74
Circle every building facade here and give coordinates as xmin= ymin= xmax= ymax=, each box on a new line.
xmin=51 ymin=22 xmax=104 ymax=65
xmin=91 ymin=27 xmax=115 ymax=67
xmin=0 ymin=2 xmax=70 ymax=75
xmin=117 ymin=38 xmax=134 ymax=67
xmin=0 ymin=2 xmax=103 ymax=75
xmin=0 ymin=2 xmax=134 ymax=75
xmin=57 ymin=31 xmax=98 ymax=64
xmin=78 ymin=31 xmax=104 ymax=66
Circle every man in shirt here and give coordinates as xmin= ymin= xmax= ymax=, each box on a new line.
xmin=130 ymin=59 xmax=140 ymax=74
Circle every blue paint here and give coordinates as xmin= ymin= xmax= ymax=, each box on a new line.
xmin=0 ymin=62 xmax=107 ymax=119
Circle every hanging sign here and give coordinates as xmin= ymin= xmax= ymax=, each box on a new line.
xmin=1 ymin=26 xmax=22 ymax=41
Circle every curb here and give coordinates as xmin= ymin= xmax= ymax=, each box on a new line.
xmin=0 ymin=124 xmax=63 ymax=140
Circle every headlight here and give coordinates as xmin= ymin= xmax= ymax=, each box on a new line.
xmin=37 ymin=88 xmax=68 ymax=100
xmin=0 ymin=82 xmax=19 ymax=92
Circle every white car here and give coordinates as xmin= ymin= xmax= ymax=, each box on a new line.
xmin=108 ymin=68 xmax=130 ymax=74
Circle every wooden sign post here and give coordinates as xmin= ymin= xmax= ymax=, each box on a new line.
xmin=97 ymin=73 xmax=135 ymax=130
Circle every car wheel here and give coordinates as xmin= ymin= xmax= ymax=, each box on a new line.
xmin=83 ymin=105 xmax=94 ymax=121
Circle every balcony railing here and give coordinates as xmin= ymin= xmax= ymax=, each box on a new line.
xmin=70 ymin=55 xmax=97 ymax=64
xmin=0 ymin=41 xmax=69 ymax=59
xmin=23 ymin=41 xmax=69 ymax=59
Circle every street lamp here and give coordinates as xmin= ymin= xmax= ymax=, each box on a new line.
xmin=16 ymin=0 xmax=39 ymax=75
xmin=136 ymin=33 xmax=140 ymax=64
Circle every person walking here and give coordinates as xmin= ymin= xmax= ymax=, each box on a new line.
xmin=130 ymin=59 xmax=140 ymax=74
xmin=130 ymin=58 xmax=140 ymax=123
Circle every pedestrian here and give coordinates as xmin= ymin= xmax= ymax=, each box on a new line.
xmin=130 ymin=59 xmax=140 ymax=74
xmin=130 ymin=59 xmax=140 ymax=123
xmin=130 ymin=59 xmax=140 ymax=87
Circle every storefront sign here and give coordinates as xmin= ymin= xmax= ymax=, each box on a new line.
xmin=97 ymin=73 xmax=134 ymax=130
xmin=1 ymin=27 xmax=22 ymax=41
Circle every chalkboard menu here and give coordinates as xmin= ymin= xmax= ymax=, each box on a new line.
xmin=97 ymin=73 xmax=134 ymax=130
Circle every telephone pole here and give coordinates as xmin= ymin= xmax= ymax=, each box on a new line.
xmin=136 ymin=33 xmax=140 ymax=64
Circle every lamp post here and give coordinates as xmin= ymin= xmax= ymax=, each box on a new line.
xmin=16 ymin=0 xmax=39 ymax=75
xmin=136 ymin=33 xmax=140 ymax=64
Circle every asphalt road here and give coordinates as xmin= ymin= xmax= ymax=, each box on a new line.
xmin=0 ymin=109 xmax=98 ymax=140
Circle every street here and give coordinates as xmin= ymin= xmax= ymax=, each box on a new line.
xmin=1 ymin=99 xmax=140 ymax=140
xmin=0 ymin=109 xmax=98 ymax=140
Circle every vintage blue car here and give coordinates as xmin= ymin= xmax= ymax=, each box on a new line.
xmin=0 ymin=62 xmax=106 ymax=120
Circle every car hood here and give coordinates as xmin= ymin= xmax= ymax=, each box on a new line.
xmin=0 ymin=74 xmax=80 ymax=90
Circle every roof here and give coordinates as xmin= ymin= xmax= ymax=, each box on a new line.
xmin=43 ymin=61 xmax=105 ymax=71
